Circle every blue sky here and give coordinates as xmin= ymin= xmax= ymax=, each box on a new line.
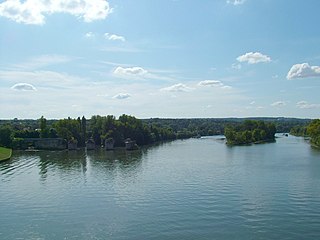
xmin=1 ymin=0 xmax=320 ymax=119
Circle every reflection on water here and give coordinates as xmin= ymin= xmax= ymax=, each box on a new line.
xmin=0 ymin=148 xmax=146 ymax=182
xmin=1 ymin=137 xmax=320 ymax=240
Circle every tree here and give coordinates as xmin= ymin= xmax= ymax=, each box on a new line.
xmin=81 ymin=116 xmax=87 ymax=145
xmin=53 ymin=118 xmax=81 ymax=144
xmin=307 ymin=119 xmax=320 ymax=147
xmin=0 ymin=125 xmax=13 ymax=147
xmin=224 ymin=120 xmax=275 ymax=145
xmin=39 ymin=116 xmax=49 ymax=138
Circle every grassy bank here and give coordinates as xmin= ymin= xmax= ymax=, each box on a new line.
xmin=0 ymin=147 xmax=12 ymax=162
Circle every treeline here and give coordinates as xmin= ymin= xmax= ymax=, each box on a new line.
xmin=290 ymin=125 xmax=308 ymax=137
xmin=0 ymin=114 xmax=177 ymax=149
xmin=224 ymin=120 xmax=276 ymax=145
xmin=0 ymin=116 xmax=315 ymax=149
xmin=143 ymin=117 xmax=310 ymax=137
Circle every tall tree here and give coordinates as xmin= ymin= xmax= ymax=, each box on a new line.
xmin=39 ymin=116 xmax=49 ymax=138
xmin=81 ymin=116 xmax=87 ymax=146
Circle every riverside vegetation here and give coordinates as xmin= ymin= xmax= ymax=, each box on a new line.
xmin=0 ymin=115 xmax=319 ymax=149
xmin=224 ymin=120 xmax=277 ymax=145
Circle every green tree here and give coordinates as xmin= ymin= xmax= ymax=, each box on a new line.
xmin=0 ymin=125 xmax=13 ymax=147
xmin=224 ymin=120 xmax=275 ymax=145
xmin=39 ymin=116 xmax=49 ymax=138
xmin=307 ymin=119 xmax=320 ymax=147
xmin=54 ymin=118 xmax=81 ymax=144
xmin=81 ymin=116 xmax=87 ymax=146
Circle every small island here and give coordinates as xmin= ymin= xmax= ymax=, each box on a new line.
xmin=224 ymin=120 xmax=276 ymax=145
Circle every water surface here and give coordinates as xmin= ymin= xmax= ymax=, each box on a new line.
xmin=1 ymin=135 xmax=320 ymax=239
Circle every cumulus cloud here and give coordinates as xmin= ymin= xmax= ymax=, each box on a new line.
xmin=296 ymin=101 xmax=320 ymax=109
xmin=104 ymin=33 xmax=125 ymax=42
xmin=112 ymin=66 xmax=175 ymax=82
xmin=0 ymin=0 xmax=112 ymax=25
xmin=227 ymin=0 xmax=246 ymax=5
xmin=271 ymin=101 xmax=286 ymax=107
xmin=286 ymin=63 xmax=320 ymax=80
xmin=113 ymin=66 xmax=148 ymax=79
xmin=112 ymin=93 xmax=131 ymax=100
xmin=198 ymin=80 xmax=223 ymax=87
xmin=160 ymin=83 xmax=193 ymax=92
xmin=237 ymin=52 xmax=271 ymax=64
xmin=11 ymin=83 xmax=36 ymax=91
xmin=198 ymin=80 xmax=232 ymax=89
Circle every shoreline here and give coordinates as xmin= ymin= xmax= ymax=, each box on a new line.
xmin=0 ymin=147 xmax=12 ymax=162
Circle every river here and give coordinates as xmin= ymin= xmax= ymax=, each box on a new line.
xmin=1 ymin=134 xmax=320 ymax=239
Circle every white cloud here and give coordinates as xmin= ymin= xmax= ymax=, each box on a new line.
xmin=104 ymin=33 xmax=126 ymax=42
xmin=112 ymin=66 xmax=176 ymax=82
xmin=198 ymin=80 xmax=223 ymax=87
xmin=113 ymin=93 xmax=131 ymax=100
xmin=198 ymin=80 xmax=232 ymax=89
xmin=11 ymin=83 xmax=36 ymax=91
xmin=237 ymin=52 xmax=271 ymax=64
xmin=296 ymin=101 xmax=320 ymax=109
xmin=227 ymin=0 xmax=246 ymax=6
xmin=100 ymin=46 xmax=142 ymax=53
xmin=271 ymin=101 xmax=286 ymax=107
xmin=113 ymin=66 xmax=148 ymax=79
xmin=0 ymin=0 xmax=112 ymax=25
xmin=160 ymin=83 xmax=193 ymax=92
xmin=231 ymin=63 xmax=242 ymax=70
xmin=85 ymin=32 xmax=95 ymax=38
xmin=286 ymin=63 xmax=320 ymax=80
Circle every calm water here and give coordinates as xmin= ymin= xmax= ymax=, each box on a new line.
xmin=1 ymin=135 xmax=320 ymax=240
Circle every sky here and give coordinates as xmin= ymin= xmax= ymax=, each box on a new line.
xmin=0 ymin=0 xmax=320 ymax=119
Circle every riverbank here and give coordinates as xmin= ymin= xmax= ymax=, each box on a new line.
xmin=226 ymin=138 xmax=275 ymax=146
xmin=0 ymin=147 xmax=12 ymax=162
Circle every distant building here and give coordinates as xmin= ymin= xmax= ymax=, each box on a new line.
xmin=22 ymin=138 xmax=66 ymax=150
xmin=124 ymin=138 xmax=138 ymax=150
xmin=68 ymin=139 xmax=78 ymax=150
xmin=86 ymin=138 xmax=96 ymax=150
xmin=105 ymin=138 xmax=115 ymax=150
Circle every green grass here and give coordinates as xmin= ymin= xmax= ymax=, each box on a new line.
xmin=0 ymin=147 xmax=12 ymax=162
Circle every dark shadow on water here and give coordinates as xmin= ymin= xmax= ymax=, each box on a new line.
xmin=37 ymin=150 xmax=87 ymax=182
xmin=6 ymin=145 xmax=162 ymax=182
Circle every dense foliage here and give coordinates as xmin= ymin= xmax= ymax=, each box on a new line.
xmin=0 ymin=116 xmax=313 ymax=149
xmin=290 ymin=125 xmax=308 ymax=137
xmin=224 ymin=120 xmax=276 ymax=145
xmin=88 ymin=114 xmax=176 ymax=147
xmin=307 ymin=119 xmax=320 ymax=147
xmin=0 ymin=125 xmax=13 ymax=147
xmin=143 ymin=117 xmax=310 ymax=137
